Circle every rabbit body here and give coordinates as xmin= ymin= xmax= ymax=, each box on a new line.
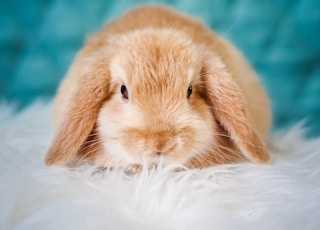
xmin=46 ymin=6 xmax=271 ymax=169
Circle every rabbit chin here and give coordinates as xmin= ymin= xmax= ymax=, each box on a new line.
xmin=97 ymin=140 xmax=190 ymax=169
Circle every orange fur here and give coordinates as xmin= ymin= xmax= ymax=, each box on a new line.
xmin=45 ymin=5 xmax=271 ymax=168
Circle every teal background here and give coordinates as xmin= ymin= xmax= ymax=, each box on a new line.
xmin=0 ymin=0 xmax=319 ymax=136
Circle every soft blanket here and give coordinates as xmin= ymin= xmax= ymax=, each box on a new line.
xmin=0 ymin=102 xmax=319 ymax=229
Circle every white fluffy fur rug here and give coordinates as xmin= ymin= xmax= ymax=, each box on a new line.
xmin=1 ymin=102 xmax=320 ymax=230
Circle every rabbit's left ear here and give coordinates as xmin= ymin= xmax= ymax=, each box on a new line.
xmin=201 ymin=56 xmax=269 ymax=164
xmin=45 ymin=59 xmax=111 ymax=166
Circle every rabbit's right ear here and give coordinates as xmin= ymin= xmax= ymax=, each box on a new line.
xmin=201 ymin=55 xmax=270 ymax=164
xmin=45 ymin=58 xmax=111 ymax=166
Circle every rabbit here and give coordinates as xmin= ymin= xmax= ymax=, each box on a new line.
xmin=45 ymin=5 xmax=271 ymax=169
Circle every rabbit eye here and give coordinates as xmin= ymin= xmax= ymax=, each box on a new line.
xmin=187 ymin=85 xmax=192 ymax=98
xmin=121 ymin=85 xmax=128 ymax=100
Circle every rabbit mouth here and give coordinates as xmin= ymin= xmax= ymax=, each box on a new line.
xmin=138 ymin=153 xmax=187 ymax=169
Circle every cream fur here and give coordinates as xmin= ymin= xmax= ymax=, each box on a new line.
xmin=46 ymin=5 xmax=271 ymax=168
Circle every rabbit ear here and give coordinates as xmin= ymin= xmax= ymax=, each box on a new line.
xmin=45 ymin=60 xmax=111 ymax=166
xmin=202 ymin=56 xmax=269 ymax=164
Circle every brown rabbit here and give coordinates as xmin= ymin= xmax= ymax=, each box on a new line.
xmin=45 ymin=5 xmax=271 ymax=169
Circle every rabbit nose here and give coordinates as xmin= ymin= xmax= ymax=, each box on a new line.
xmin=151 ymin=138 xmax=176 ymax=156
xmin=147 ymin=151 xmax=164 ymax=157
xmin=147 ymin=127 xmax=177 ymax=155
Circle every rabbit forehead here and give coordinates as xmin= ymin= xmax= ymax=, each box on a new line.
xmin=109 ymin=28 xmax=203 ymax=94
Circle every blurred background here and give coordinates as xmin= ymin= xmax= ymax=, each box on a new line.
xmin=0 ymin=0 xmax=319 ymax=136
